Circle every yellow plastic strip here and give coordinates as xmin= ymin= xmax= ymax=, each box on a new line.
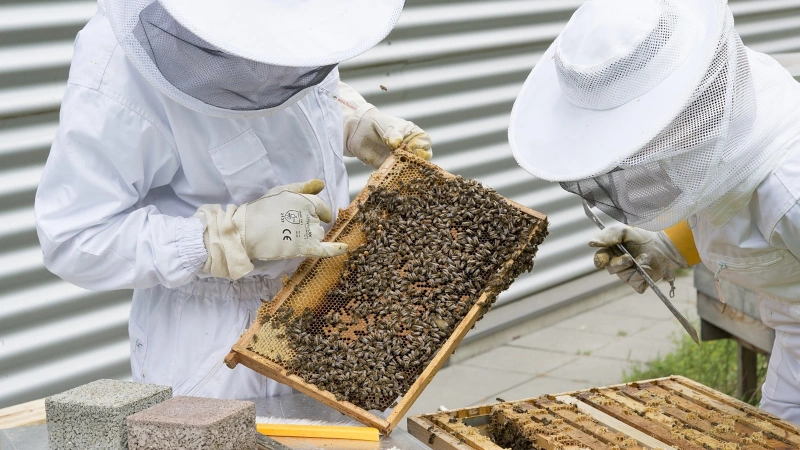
xmin=256 ymin=424 xmax=380 ymax=442
xmin=663 ymin=220 xmax=701 ymax=267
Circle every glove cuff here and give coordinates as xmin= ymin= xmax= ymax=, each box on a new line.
xmin=337 ymin=80 xmax=376 ymax=158
xmin=231 ymin=204 xmax=248 ymax=250
xmin=663 ymin=220 xmax=701 ymax=266
xmin=194 ymin=204 xmax=253 ymax=280
xmin=656 ymin=230 xmax=690 ymax=270
xmin=343 ymin=104 xmax=379 ymax=157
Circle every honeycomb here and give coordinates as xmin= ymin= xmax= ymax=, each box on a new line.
xmin=491 ymin=405 xmax=560 ymax=450
xmin=417 ymin=377 xmax=800 ymax=450
xmin=246 ymin=152 xmax=548 ymax=412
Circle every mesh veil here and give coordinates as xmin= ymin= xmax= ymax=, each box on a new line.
xmin=106 ymin=0 xmax=336 ymax=118
xmin=132 ymin=3 xmax=334 ymax=113
xmin=561 ymin=6 xmax=800 ymax=230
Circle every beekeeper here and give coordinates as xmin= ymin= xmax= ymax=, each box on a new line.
xmin=509 ymin=0 xmax=800 ymax=423
xmin=34 ymin=0 xmax=431 ymax=400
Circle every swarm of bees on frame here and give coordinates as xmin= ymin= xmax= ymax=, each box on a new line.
xmin=251 ymin=161 xmax=547 ymax=412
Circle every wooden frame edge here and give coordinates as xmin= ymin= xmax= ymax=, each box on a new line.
xmin=226 ymin=149 xmax=548 ymax=435
xmin=408 ymin=416 xmax=476 ymax=450
xmin=233 ymin=345 xmax=393 ymax=434
xmin=386 ymin=292 xmax=492 ymax=429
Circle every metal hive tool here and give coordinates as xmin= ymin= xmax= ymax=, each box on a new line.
xmin=226 ymin=150 xmax=548 ymax=434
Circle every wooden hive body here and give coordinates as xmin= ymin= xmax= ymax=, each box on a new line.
xmin=409 ymin=376 xmax=800 ymax=450
xmin=226 ymin=151 xmax=548 ymax=434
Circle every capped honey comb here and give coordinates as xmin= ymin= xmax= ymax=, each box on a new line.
xmin=409 ymin=376 xmax=800 ymax=450
xmin=227 ymin=150 xmax=548 ymax=434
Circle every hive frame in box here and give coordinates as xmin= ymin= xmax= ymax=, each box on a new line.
xmin=225 ymin=150 xmax=547 ymax=435
xmin=408 ymin=376 xmax=800 ymax=450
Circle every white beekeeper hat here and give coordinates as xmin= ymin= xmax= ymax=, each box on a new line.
xmin=508 ymin=0 xmax=800 ymax=231
xmin=509 ymin=0 xmax=719 ymax=182
xmin=106 ymin=0 xmax=404 ymax=118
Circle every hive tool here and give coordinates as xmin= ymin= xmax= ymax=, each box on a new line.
xmin=582 ymin=200 xmax=700 ymax=345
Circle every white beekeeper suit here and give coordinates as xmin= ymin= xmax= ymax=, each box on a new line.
xmin=509 ymin=0 xmax=800 ymax=423
xmin=34 ymin=0 xmax=431 ymax=399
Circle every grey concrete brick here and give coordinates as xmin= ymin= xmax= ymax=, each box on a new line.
xmin=46 ymin=379 xmax=172 ymax=450
xmin=127 ymin=396 xmax=256 ymax=450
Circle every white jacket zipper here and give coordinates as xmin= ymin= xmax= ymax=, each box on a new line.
xmin=712 ymin=256 xmax=784 ymax=311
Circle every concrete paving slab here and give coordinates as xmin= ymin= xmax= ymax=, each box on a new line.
xmin=460 ymin=346 xmax=578 ymax=376
xmin=591 ymin=336 xmax=681 ymax=363
xmin=552 ymin=310 xmax=660 ymax=338
xmin=403 ymin=365 xmax=531 ymax=421
xmin=682 ymin=304 xmax=700 ymax=324
xmin=546 ymin=356 xmax=632 ymax=387
xmin=509 ymin=328 xmax=621 ymax=354
xmin=593 ymin=294 xmax=682 ymax=321
xmin=485 ymin=377 xmax=595 ymax=404
xmin=597 ymin=274 xmax=695 ymax=303
xmin=670 ymin=275 xmax=698 ymax=305
xmin=629 ymin=319 xmax=685 ymax=342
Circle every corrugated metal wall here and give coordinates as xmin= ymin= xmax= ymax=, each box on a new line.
xmin=0 ymin=1 xmax=133 ymax=408
xmin=2 ymin=0 xmax=800 ymax=408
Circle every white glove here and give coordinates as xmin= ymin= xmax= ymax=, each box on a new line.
xmin=589 ymin=225 xmax=688 ymax=294
xmin=194 ymin=180 xmax=348 ymax=280
xmin=337 ymin=81 xmax=432 ymax=169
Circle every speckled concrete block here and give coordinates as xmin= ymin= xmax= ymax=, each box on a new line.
xmin=46 ymin=379 xmax=172 ymax=450
xmin=126 ymin=396 xmax=256 ymax=450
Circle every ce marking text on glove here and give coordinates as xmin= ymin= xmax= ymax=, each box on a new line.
xmin=280 ymin=209 xmax=316 ymax=241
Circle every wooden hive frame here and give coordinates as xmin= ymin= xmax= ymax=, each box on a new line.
xmin=408 ymin=376 xmax=800 ymax=450
xmin=225 ymin=150 xmax=548 ymax=435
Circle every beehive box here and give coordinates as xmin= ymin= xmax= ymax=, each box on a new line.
xmin=225 ymin=150 xmax=548 ymax=434
xmin=409 ymin=376 xmax=800 ymax=450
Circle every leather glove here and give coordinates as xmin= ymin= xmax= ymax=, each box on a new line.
xmin=589 ymin=225 xmax=688 ymax=294
xmin=194 ymin=179 xmax=348 ymax=280
xmin=337 ymin=81 xmax=432 ymax=169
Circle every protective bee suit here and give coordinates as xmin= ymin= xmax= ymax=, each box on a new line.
xmin=34 ymin=0 xmax=430 ymax=399
xmin=509 ymin=0 xmax=800 ymax=423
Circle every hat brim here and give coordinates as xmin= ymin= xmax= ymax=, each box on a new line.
xmin=158 ymin=0 xmax=405 ymax=66
xmin=509 ymin=0 xmax=721 ymax=182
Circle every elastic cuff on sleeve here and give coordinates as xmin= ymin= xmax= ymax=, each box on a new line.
xmin=342 ymin=104 xmax=377 ymax=158
xmin=663 ymin=220 xmax=701 ymax=267
xmin=176 ymin=217 xmax=208 ymax=275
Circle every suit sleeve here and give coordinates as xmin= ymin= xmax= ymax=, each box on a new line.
xmin=34 ymin=85 xmax=207 ymax=290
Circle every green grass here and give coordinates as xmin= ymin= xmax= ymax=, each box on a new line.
xmin=624 ymin=333 xmax=768 ymax=405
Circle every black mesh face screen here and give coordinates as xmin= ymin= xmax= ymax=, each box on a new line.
xmin=133 ymin=2 xmax=336 ymax=111
xmin=560 ymin=163 xmax=681 ymax=225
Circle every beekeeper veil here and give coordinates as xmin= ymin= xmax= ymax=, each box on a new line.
xmin=106 ymin=0 xmax=404 ymax=119
xmin=509 ymin=0 xmax=800 ymax=231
